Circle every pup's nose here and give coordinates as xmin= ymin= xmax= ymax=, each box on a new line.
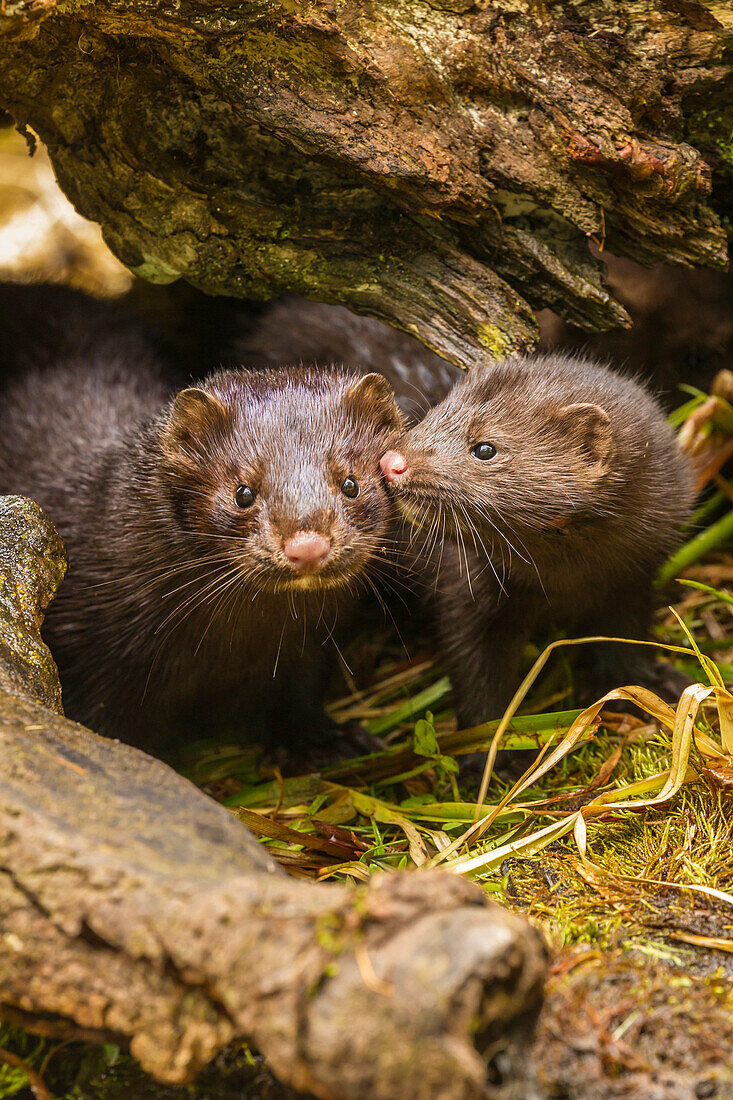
xmin=380 ymin=450 xmax=409 ymax=482
xmin=282 ymin=530 xmax=332 ymax=570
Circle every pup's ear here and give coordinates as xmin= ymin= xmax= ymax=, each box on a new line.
xmin=160 ymin=388 xmax=230 ymax=465
xmin=553 ymin=402 xmax=614 ymax=479
xmin=344 ymin=373 xmax=404 ymax=434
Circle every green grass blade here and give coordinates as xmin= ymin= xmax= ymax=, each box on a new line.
xmin=657 ymin=509 xmax=733 ymax=586
xmin=366 ymin=676 xmax=451 ymax=735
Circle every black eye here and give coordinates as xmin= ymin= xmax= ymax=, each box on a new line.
xmin=472 ymin=442 xmax=497 ymax=461
xmin=341 ymin=476 xmax=360 ymax=499
xmin=234 ymin=484 xmax=256 ymax=508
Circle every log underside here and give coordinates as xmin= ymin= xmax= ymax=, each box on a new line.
xmin=0 ymin=1 xmax=732 ymax=365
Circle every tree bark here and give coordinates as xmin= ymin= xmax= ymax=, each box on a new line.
xmin=0 ymin=2 xmax=731 ymax=365
xmin=0 ymin=495 xmax=547 ymax=1099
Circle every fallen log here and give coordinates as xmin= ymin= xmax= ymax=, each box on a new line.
xmin=0 ymin=495 xmax=547 ymax=1099
xmin=1 ymin=2 xmax=732 ymax=364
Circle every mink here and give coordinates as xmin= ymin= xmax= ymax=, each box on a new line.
xmin=380 ymin=352 xmax=696 ymax=727
xmin=0 ymin=286 xmax=403 ymax=753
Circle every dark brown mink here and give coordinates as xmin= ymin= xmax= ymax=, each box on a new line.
xmin=0 ymin=290 xmax=403 ymax=754
xmin=380 ymin=352 xmax=696 ymax=728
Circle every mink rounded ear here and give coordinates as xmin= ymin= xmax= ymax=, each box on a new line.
xmin=161 ymin=388 xmax=230 ymax=462
xmin=344 ymin=372 xmax=404 ymax=433
xmin=554 ymin=402 xmax=614 ymax=479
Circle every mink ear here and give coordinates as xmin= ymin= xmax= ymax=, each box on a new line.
xmin=554 ymin=402 xmax=614 ymax=479
xmin=161 ymin=388 xmax=230 ymax=462
xmin=344 ymin=373 xmax=404 ymax=433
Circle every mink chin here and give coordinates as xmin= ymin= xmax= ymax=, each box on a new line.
xmin=381 ymin=352 xmax=696 ymax=731
xmin=0 ymin=286 xmax=404 ymax=754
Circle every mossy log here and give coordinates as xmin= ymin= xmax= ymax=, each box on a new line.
xmin=1 ymin=2 xmax=732 ymax=365
xmin=0 ymin=495 xmax=546 ymax=1099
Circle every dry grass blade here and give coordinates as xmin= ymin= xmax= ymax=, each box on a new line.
xmin=235 ymin=807 xmax=369 ymax=860
xmin=669 ymin=932 xmax=733 ymax=952
xmin=446 ymin=647 xmax=733 ymax=883
xmin=471 ymin=633 xmax=695 ymax=828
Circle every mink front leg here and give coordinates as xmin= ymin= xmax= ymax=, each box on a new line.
xmin=434 ymin=548 xmax=539 ymax=728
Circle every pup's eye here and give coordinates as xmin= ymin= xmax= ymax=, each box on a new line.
xmin=234 ymin=484 xmax=256 ymax=508
xmin=341 ymin=476 xmax=360 ymax=499
xmin=472 ymin=442 xmax=497 ymax=461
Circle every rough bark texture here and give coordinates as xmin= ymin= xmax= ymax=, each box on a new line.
xmin=0 ymin=495 xmax=547 ymax=1100
xmin=1 ymin=2 xmax=732 ymax=366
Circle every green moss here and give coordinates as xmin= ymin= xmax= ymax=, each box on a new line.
xmin=482 ymin=774 xmax=733 ymax=952
xmin=315 ymin=911 xmax=348 ymax=955
xmin=0 ymin=1027 xmax=43 ymax=1097
xmin=131 ymin=257 xmax=181 ymax=284
xmin=680 ymin=76 xmax=733 ymax=240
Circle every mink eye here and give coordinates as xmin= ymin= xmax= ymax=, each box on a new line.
xmin=341 ymin=476 xmax=360 ymax=499
xmin=234 ymin=484 xmax=256 ymax=508
xmin=472 ymin=442 xmax=497 ymax=461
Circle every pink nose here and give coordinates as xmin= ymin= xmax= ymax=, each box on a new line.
xmin=380 ymin=450 xmax=409 ymax=482
xmin=282 ymin=530 xmax=332 ymax=570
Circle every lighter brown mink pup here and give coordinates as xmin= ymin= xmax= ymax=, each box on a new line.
xmin=380 ymin=352 xmax=695 ymax=727
xmin=0 ymin=312 xmax=402 ymax=752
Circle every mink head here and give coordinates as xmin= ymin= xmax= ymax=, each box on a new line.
xmin=381 ymin=360 xmax=617 ymax=545
xmin=158 ymin=367 xmax=404 ymax=593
